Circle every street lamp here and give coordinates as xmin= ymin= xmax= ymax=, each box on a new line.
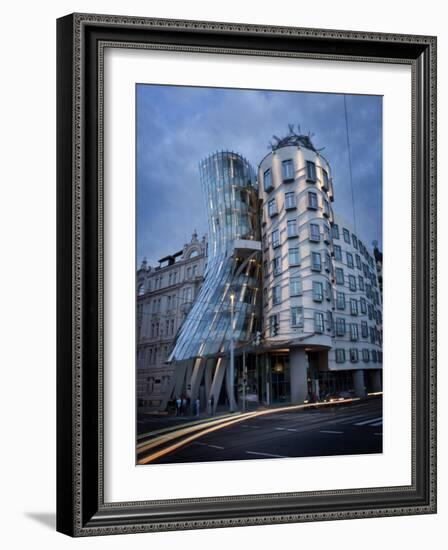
xmin=229 ymin=292 xmax=236 ymax=411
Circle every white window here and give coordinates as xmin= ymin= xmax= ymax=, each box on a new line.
xmin=290 ymin=276 xmax=302 ymax=296
xmin=291 ymin=306 xmax=303 ymax=327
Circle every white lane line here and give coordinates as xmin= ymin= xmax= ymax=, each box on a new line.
xmin=286 ymin=428 xmax=298 ymax=432
xmin=354 ymin=417 xmax=383 ymax=426
xmin=275 ymin=427 xmax=286 ymax=431
xmin=320 ymin=430 xmax=344 ymax=434
xmin=246 ymin=451 xmax=288 ymax=458
xmin=192 ymin=441 xmax=224 ymax=450
xmin=370 ymin=421 xmax=383 ymax=427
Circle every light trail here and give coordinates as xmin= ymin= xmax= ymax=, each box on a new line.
xmin=137 ymin=398 xmax=361 ymax=464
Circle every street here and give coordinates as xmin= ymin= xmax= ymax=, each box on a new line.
xmin=137 ymin=396 xmax=382 ymax=464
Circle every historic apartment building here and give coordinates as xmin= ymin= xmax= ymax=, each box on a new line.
xmin=137 ymin=127 xmax=383 ymax=412
xmin=136 ymin=231 xmax=207 ymax=407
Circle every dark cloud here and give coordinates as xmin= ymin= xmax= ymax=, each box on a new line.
xmin=137 ymin=85 xmax=382 ymax=266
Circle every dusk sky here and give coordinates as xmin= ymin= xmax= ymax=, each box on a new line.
xmin=136 ymin=85 xmax=382 ymax=266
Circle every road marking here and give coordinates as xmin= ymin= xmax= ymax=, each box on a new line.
xmin=370 ymin=421 xmax=383 ymax=427
xmin=286 ymin=428 xmax=298 ymax=432
xmin=246 ymin=451 xmax=288 ymax=459
xmin=192 ymin=441 xmax=225 ymax=450
xmin=275 ymin=427 xmax=286 ymax=431
xmin=354 ymin=417 xmax=383 ymax=426
xmin=319 ymin=430 xmax=344 ymax=434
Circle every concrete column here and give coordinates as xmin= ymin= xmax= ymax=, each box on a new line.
xmin=353 ymin=369 xmax=366 ymax=398
xmin=189 ymin=357 xmax=206 ymax=401
xmin=372 ymin=369 xmax=382 ymax=392
xmin=209 ymin=358 xmax=227 ymax=414
xmin=289 ymin=348 xmax=309 ymax=404
xmin=225 ymin=357 xmax=237 ymax=412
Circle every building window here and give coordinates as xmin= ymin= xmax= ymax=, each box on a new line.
xmin=334 ymin=244 xmax=342 ymax=261
xmin=306 ymin=160 xmax=316 ymax=182
xmin=307 ymin=191 xmax=318 ymax=210
xmin=322 ymin=168 xmax=329 ymax=190
xmin=355 ymin=254 xmax=362 ymax=269
xmin=370 ymin=326 xmax=375 ymax=343
xmin=272 ymin=229 xmax=280 ymax=248
xmin=272 ymin=285 xmax=281 ymax=305
xmin=264 ymin=168 xmax=273 ymax=192
xmin=290 ymin=276 xmax=302 ymax=296
xmin=350 ymin=349 xmax=359 ymax=362
xmin=284 ymin=191 xmax=296 ymax=209
xmin=138 ymin=284 xmax=145 ymax=296
xmin=269 ymin=314 xmax=279 ymax=337
xmin=336 ymin=291 xmax=345 ymax=310
xmin=361 ymin=321 xmax=368 ymax=338
xmin=326 ymin=281 xmax=332 ymax=302
xmin=335 ymin=267 xmax=344 ymax=285
xmin=359 ymin=298 xmax=367 ymax=315
xmin=272 ymin=256 xmax=281 ymax=276
xmin=324 ymin=225 xmax=331 ymax=243
xmin=378 ymin=351 xmax=383 ymax=363
xmin=314 ymin=312 xmax=324 ymax=333
xmin=350 ymin=323 xmax=359 ymax=341
xmin=268 ymin=198 xmax=278 ymax=217
xmin=309 ymin=223 xmax=320 ymax=242
xmin=343 ymin=228 xmax=351 ymax=244
xmin=372 ymin=349 xmax=378 ymax=363
xmin=311 ymin=251 xmax=321 ymax=272
xmin=325 ymin=252 xmax=332 ymax=272
xmin=323 ymin=199 xmax=330 ymax=218
xmin=336 ymin=317 xmax=346 ymax=336
xmin=313 ymin=281 xmax=323 ymax=302
xmin=332 ymin=223 xmax=340 ymax=239
xmin=352 ymin=234 xmax=358 ymax=249
xmin=350 ymin=298 xmax=358 ymax=315
xmin=362 ymin=349 xmax=370 ymax=362
xmin=335 ymin=349 xmax=346 ymax=363
xmin=348 ymin=274 xmax=357 ymax=291
xmin=347 ymin=252 xmax=354 ymax=268
xmin=291 ymin=306 xmax=304 ymax=327
xmin=282 ymin=159 xmax=294 ymax=181
xmin=359 ymin=276 xmax=365 ymax=292
xmin=288 ymin=247 xmax=300 ymax=266
xmin=326 ymin=310 xmax=333 ymax=332
xmin=287 ymin=219 xmax=298 ymax=238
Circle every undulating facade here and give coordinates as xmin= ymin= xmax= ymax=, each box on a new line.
xmin=137 ymin=128 xmax=383 ymax=412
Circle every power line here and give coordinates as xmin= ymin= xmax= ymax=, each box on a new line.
xmin=343 ymin=95 xmax=358 ymax=235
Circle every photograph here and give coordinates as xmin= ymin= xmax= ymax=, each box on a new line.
xmin=135 ymin=84 xmax=384 ymax=465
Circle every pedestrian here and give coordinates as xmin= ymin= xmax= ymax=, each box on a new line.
xmin=210 ymin=394 xmax=215 ymax=415
xmin=181 ymin=396 xmax=187 ymax=415
xmin=195 ymin=397 xmax=200 ymax=416
xmin=175 ymin=396 xmax=181 ymax=416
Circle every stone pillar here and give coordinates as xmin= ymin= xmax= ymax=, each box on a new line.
xmin=353 ymin=369 xmax=366 ymax=398
xmin=189 ymin=357 xmax=206 ymax=401
xmin=372 ymin=369 xmax=382 ymax=392
xmin=289 ymin=348 xmax=309 ymax=404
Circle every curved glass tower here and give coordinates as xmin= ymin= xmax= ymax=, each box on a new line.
xmin=170 ymin=151 xmax=261 ymax=362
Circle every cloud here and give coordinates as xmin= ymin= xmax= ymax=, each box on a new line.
xmin=136 ymin=85 xmax=382 ymax=265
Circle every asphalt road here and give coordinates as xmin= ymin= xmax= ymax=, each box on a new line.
xmin=139 ymin=397 xmax=382 ymax=464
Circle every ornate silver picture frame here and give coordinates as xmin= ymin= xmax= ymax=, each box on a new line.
xmin=57 ymin=13 xmax=437 ymax=536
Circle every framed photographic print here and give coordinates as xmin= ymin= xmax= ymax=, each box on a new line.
xmin=56 ymin=13 xmax=437 ymax=536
